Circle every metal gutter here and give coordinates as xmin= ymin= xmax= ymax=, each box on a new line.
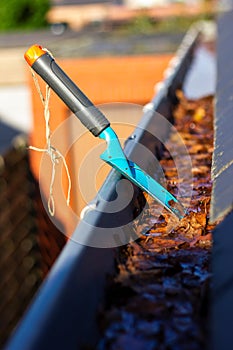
xmin=5 ymin=25 xmax=202 ymax=350
xmin=212 ymin=210 xmax=233 ymax=350
xmin=211 ymin=9 xmax=233 ymax=350
xmin=210 ymin=9 xmax=233 ymax=223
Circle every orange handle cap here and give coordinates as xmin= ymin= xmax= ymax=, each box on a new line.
xmin=24 ymin=45 xmax=47 ymax=66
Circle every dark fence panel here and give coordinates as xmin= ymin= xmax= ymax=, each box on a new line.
xmin=0 ymin=136 xmax=66 ymax=348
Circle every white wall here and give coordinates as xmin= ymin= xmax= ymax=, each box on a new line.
xmin=124 ymin=0 xmax=169 ymax=8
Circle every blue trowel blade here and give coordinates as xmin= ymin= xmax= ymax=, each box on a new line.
xmin=99 ymin=127 xmax=185 ymax=219
xmin=105 ymin=157 xmax=185 ymax=219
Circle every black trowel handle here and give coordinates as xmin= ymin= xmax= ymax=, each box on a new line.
xmin=24 ymin=45 xmax=110 ymax=137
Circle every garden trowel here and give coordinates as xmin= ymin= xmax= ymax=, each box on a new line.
xmin=24 ymin=45 xmax=185 ymax=219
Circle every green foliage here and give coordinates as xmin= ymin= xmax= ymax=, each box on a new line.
xmin=127 ymin=14 xmax=156 ymax=35
xmin=119 ymin=13 xmax=214 ymax=35
xmin=0 ymin=0 xmax=50 ymax=31
xmin=153 ymin=14 xmax=214 ymax=33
